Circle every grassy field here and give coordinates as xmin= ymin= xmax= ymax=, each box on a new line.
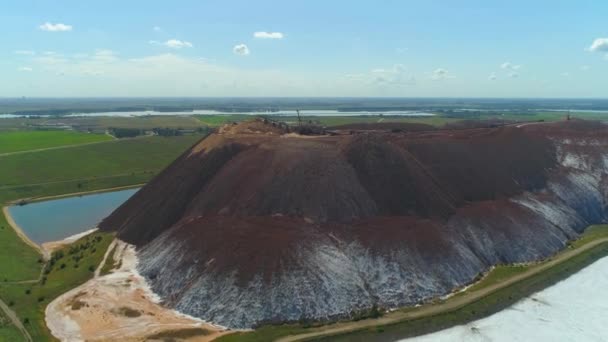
xmin=0 ymin=131 xmax=112 ymax=154
xmin=0 ymin=135 xmax=202 ymax=203
xmin=0 ymin=115 xmax=206 ymax=134
xmin=195 ymin=114 xmax=252 ymax=127
xmin=194 ymin=111 xmax=608 ymax=130
xmin=0 ymin=131 xmax=204 ymax=341
xmin=0 ymin=309 xmax=25 ymax=342
xmin=99 ymin=243 xmax=120 ymax=276
xmin=0 ymin=212 xmax=41 ymax=282
xmin=217 ymin=225 xmax=608 ymax=342
xmin=194 ymin=114 xmax=464 ymax=128
xmin=0 ymin=232 xmax=114 ymax=341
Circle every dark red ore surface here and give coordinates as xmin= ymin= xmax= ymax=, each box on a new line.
xmin=99 ymin=119 xmax=608 ymax=328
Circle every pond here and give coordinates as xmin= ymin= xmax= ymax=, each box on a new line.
xmin=7 ymin=188 xmax=138 ymax=244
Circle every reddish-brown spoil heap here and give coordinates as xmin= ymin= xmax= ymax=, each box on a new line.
xmin=100 ymin=119 xmax=608 ymax=329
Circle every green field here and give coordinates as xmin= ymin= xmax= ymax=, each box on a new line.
xmin=0 ymin=131 xmax=204 ymax=341
xmin=0 ymin=131 xmax=113 ymax=154
xmin=0 ymin=309 xmax=24 ymax=342
xmin=1 ymin=116 xmax=608 ymax=341
xmin=194 ymin=114 xmax=463 ymax=128
xmin=0 ymin=212 xmax=41 ymax=282
xmin=0 ymin=232 xmax=114 ymax=341
xmin=0 ymin=135 xmax=202 ymax=203
xmin=194 ymin=111 xmax=608 ymax=130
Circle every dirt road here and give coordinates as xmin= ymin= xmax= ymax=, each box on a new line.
xmin=278 ymin=237 xmax=608 ymax=342
xmin=0 ymin=298 xmax=32 ymax=342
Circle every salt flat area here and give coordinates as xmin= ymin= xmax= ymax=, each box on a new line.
xmin=402 ymin=256 xmax=608 ymax=342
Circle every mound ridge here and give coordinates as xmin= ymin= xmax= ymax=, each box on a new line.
xmin=100 ymin=119 xmax=608 ymax=328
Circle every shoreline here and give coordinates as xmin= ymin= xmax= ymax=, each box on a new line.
xmin=8 ymin=183 xmax=144 ymax=205
xmin=2 ymin=206 xmax=44 ymax=259
xmin=2 ymin=183 xmax=143 ymax=260
xmin=41 ymin=228 xmax=99 ymax=257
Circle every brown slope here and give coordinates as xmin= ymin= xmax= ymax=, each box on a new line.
xmin=98 ymin=119 xmax=608 ymax=328
xmin=101 ymin=121 xmax=557 ymax=245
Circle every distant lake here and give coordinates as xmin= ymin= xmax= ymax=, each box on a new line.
xmin=0 ymin=110 xmax=436 ymax=119
xmin=8 ymin=188 xmax=138 ymax=244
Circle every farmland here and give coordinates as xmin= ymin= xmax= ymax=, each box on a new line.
xmin=0 ymin=135 xmax=202 ymax=203
xmin=0 ymin=131 xmax=204 ymax=341
xmin=0 ymin=131 xmax=112 ymax=155
xmin=0 ymin=232 xmax=114 ymax=341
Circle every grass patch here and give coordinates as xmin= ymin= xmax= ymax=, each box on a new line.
xmin=0 ymin=231 xmax=114 ymax=341
xmin=195 ymin=114 xmax=252 ymax=127
xmin=0 ymin=135 xmax=202 ymax=203
xmin=0 ymin=133 xmax=204 ymax=341
xmin=99 ymin=244 xmax=119 ymax=276
xmin=0 ymin=211 xmax=41 ymax=281
xmin=146 ymin=327 xmax=212 ymax=341
xmin=0 ymin=130 xmax=112 ymax=154
xmin=195 ymin=114 xmax=461 ymax=128
xmin=0 ymin=309 xmax=25 ymax=342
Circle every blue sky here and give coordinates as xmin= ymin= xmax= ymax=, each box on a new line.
xmin=2 ymin=0 xmax=607 ymax=97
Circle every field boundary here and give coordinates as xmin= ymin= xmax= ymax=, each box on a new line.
xmin=0 ymin=135 xmax=147 ymax=158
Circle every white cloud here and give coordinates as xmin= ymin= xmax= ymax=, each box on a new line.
xmin=589 ymin=38 xmax=608 ymax=52
xmin=150 ymin=39 xmax=193 ymax=49
xmin=372 ymin=64 xmax=415 ymax=86
xmin=24 ymin=51 xmax=339 ymax=96
xmin=431 ymin=68 xmax=452 ymax=80
xmin=561 ymin=72 xmax=570 ymax=77
xmin=165 ymin=39 xmax=193 ymax=49
xmin=581 ymin=65 xmax=590 ymax=71
xmin=489 ymin=72 xmax=497 ymax=81
xmin=18 ymin=67 xmax=33 ymax=72
xmin=253 ymin=31 xmax=284 ymax=39
xmin=153 ymin=26 xmax=162 ymax=32
xmin=39 ymin=22 xmax=72 ymax=32
xmin=233 ymin=44 xmax=250 ymax=56
xmin=508 ymin=72 xmax=519 ymax=78
xmin=500 ymin=62 xmax=521 ymax=70
xmin=92 ymin=49 xmax=118 ymax=62
xmin=14 ymin=50 xmax=35 ymax=55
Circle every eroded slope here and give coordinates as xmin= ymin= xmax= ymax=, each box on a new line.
xmin=100 ymin=120 xmax=608 ymax=328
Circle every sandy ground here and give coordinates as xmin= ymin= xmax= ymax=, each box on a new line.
xmin=3 ymin=206 xmax=99 ymax=261
xmin=41 ymin=228 xmax=99 ymax=258
xmin=45 ymin=240 xmax=232 ymax=342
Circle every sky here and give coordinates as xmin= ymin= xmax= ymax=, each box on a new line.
xmin=1 ymin=0 xmax=607 ymax=98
